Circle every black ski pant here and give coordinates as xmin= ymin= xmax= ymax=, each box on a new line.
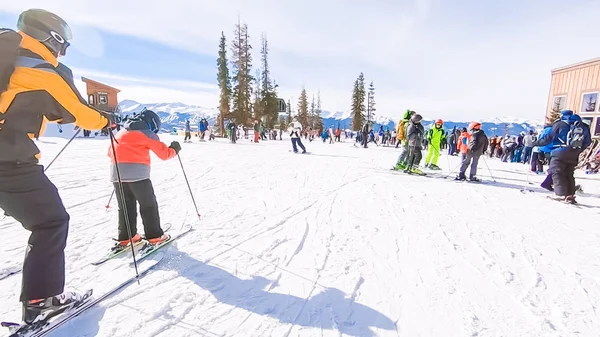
xmin=113 ymin=179 xmax=163 ymax=241
xmin=0 ymin=164 xmax=69 ymax=301
xmin=291 ymin=138 xmax=306 ymax=152
xmin=549 ymin=158 xmax=577 ymax=197
xmin=184 ymin=132 xmax=191 ymax=141
xmin=459 ymin=152 xmax=481 ymax=178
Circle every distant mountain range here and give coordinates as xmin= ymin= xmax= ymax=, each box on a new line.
xmin=117 ymin=100 xmax=544 ymax=136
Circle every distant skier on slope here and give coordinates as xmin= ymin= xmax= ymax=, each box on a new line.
xmin=394 ymin=110 xmax=416 ymax=169
xmin=0 ymin=9 xmax=113 ymax=324
xmin=455 ymin=122 xmax=488 ymax=182
xmin=424 ymin=119 xmax=446 ymax=170
xmin=184 ymin=119 xmax=191 ymax=143
xmin=403 ymin=113 xmax=425 ymax=174
xmin=108 ymin=109 xmax=180 ymax=251
xmin=288 ymin=118 xmax=307 ymax=153
xmin=227 ymin=120 xmax=237 ymax=143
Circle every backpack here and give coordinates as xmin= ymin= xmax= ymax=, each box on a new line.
xmin=0 ymin=29 xmax=22 ymax=96
xmin=565 ymin=121 xmax=585 ymax=149
xmin=397 ymin=120 xmax=407 ymax=140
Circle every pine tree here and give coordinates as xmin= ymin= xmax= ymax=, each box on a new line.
xmin=314 ymin=90 xmax=324 ymax=132
xmin=253 ymin=68 xmax=262 ymax=119
xmin=216 ymin=32 xmax=231 ymax=137
xmin=231 ymin=19 xmax=253 ymax=125
xmin=309 ymin=94 xmax=316 ymax=129
xmin=367 ymin=81 xmax=376 ymax=122
xmin=257 ymin=34 xmax=279 ymax=129
xmin=351 ymin=73 xmax=366 ymax=130
xmin=297 ymin=87 xmax=309 ymax=127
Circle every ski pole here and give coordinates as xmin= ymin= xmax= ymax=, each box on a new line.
xmin=44 ymin=127 xmax=81 ymax=172
xmin=481 ymin=156 xmax=497 ymax=182
xmin=177 ymin=153 xmax=201 ymax=220
xmin=105 ymin=189 xmax=115 ymax=209
xmin=109 ymin=129 xmax=141 ymax=283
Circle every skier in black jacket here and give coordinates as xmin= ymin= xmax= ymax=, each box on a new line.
xmin=227 ymin=120 xmax=236 ymax=143
xmin=404 ymin=114 xmax=425 ymax=173
xmin=456 ymin=122 xmax=488 ymax=182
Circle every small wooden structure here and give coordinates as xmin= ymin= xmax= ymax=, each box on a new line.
xmin=546 ymin=57 xmax=600 ymax=136
xmin=81 ymin=77 xmax=121 ymax=112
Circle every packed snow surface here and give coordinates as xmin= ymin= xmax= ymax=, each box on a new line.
xmin=1 ymin=134 xmax=600 ymax=337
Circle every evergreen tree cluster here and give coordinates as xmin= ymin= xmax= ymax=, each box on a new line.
xmin=350 ymin=72 xmax=376 ymax=131
xmin=294 ymin=87 xmax=323 ymax=132
xmin=216 ymin=19 xmax=280 ymax=134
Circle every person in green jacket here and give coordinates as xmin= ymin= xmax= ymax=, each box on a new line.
xmin=394 ymin=109 xmax=415 ymax=170
xmin=425 ymin=119 xmax=446 ymax=170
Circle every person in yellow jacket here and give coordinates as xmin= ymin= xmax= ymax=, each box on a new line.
xmin=0 ymin=9 xmax=112 ymax=325
xmin=393 ymin=109 xmax=415 ymax=170
xmin=424 ymin=119 xmax=446 ymax=170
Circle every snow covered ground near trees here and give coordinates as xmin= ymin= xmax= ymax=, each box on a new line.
xmin=1 ymin=134 xmax=600 ymax=337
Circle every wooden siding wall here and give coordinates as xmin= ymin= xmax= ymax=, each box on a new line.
xmin=546 ymin=59 xmax=600 ymax=135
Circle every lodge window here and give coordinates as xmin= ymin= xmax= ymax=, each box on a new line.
xmin=595 ymin=117 xmax=600 ymax=136
xmin=88 ymin=95 xmax=95 ymax=105
xmin=552 ymin=95 xmax=567 ymax=111
xmin=99 ymin=94 xmax=108 ymax=105
xmin=581 ymin=92 xmax=598 ymax=113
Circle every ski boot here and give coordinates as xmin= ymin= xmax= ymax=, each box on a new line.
xmin=565 ymin=195 xmax=578 ymax=204
xmin=393 ymin=161 xmax=407 ymax=171
xmin=147 ymin=234 xmax=171 ymax=245
xmin=468 ymin=176 xmax=481 ymax=183
xmin=455 ymin=174 xmax=466 ymax=181
xmin=23 ymin=291 xmax=89 ymax=325
xmin=111 ymin=233 xmax=143 ymax=253
xmin=428 ymin=164 xmax=441 ymax=171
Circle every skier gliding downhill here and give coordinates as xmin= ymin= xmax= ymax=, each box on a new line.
xmin=0 ymin=9 xmax=113 ymax=324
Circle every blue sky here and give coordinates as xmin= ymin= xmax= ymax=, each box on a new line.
xmin=2 ymin=0 xmax=600 ymax=121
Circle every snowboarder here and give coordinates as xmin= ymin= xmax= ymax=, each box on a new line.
xmin=533 ymin=110 xmax=591 ymax=203
xmin=425 ymin=119 xmax=446 ymax=170
xmin=0 ymin=9 xmax=113 ymax=324
xmin=456 ymin=122 xmax=488 ymax=182
xmin=394 ymin=110 xmax=416 ymax=168
xmin=108 ymin=109 xmax=179 ymax=251
xmin=184 ymin=119 xmax=191 ymax=143
xmin=288 ymin=118 xmax=307 ymax=153
xmin=403 ymin=114 xmax=425 ymax=174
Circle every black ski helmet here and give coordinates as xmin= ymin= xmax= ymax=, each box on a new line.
xmin=17 ymin=9 xmax=72 ymax=57
xmin=139 ymin=109 xmax=161 ymax=133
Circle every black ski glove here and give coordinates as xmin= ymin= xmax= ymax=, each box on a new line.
xmin=99 ymin=111 xmax=117 ymax=130
xmin=169 ymin=141 xmax=181 ymax=154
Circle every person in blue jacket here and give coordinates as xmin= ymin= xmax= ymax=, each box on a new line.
xmin=533 ymin=110 xmax=591 ymax=203
xmin=531 ymin=123 xmax=553 ymax=174
xmin=198 ymin=118 xmax=208 ymax=140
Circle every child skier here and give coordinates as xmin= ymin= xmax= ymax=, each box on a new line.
xmin=403 ymin=114 xmax=425 ymax=174
xmin=456 ymin=122 xmax=488 ymax=182
xmin=425 ymin=119 xmax=445 ymax=170
xmin=108 ymin=109 xmax=181 ymax=251
xmin=394 ymin=110 xmax=416 ymax=167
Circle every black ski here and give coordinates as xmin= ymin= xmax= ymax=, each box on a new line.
xmin=2 ymin=252 xmax=164 ymax=337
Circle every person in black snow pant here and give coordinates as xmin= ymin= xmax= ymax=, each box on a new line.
xmin=362 ymin=122 xmax=370 ymax=148
xmin=227 ymin=121 xmax=237 ymax=144
xmin=288 ymin=119 xmax=306 ymax=153
xmin=456 ymin=122 xmax=488 ymax=182
xmin=404 ymin=114 xmax=424 ymax=173
xmin=533 ymin=109 xmax=591 ymax=203
xmin=0 ymin=8 xmax=113 ymax=324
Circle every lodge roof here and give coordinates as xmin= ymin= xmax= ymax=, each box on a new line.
xmin=81 ymin=77 xmax=121 ymax=93
xmin=551 ymin=57 xmax=600 ymax=74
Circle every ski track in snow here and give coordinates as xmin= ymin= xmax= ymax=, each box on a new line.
xmin=1 ymin=136 xmax=600 ymax=337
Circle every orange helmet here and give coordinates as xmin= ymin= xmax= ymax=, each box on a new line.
xmin=435 ymin=119 xmax=443 ymax=125
xmin=468 ymin=121 xmax=481 ymax=130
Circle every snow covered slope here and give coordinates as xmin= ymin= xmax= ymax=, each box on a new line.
xmin=3 ymin=134 xmax=598 ymax=337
